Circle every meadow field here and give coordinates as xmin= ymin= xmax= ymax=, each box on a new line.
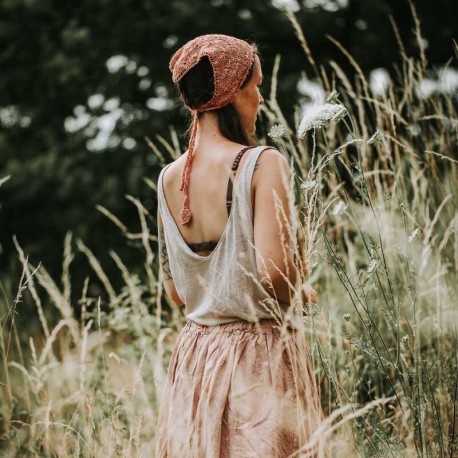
xmin=1 ymin=7 xmax=457 ymax=457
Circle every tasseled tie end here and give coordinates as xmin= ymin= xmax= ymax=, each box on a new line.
xmin=179 ymin=195 xmax=192 ymax=225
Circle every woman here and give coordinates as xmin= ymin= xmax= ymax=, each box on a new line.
xmin=155 ymin=34 xmax=327 ymax=457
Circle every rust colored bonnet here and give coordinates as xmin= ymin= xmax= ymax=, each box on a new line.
xmin=169 ymin=34 xmax=255 ymax=226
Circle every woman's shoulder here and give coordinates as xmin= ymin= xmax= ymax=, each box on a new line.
xmin=252 ymin=145 xmax=290 ymax=178
xmin=255 ymin=144 xmax=285 ymax=158
xmin=158 ymin=161 xmax=179 ymax=196
xmin=159 ymin=153 xmax=186 ymax=181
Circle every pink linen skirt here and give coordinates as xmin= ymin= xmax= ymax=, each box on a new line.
xmin=155 ymin=318 xmax=328 ymax=457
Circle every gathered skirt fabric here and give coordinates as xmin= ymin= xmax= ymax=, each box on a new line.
xmin=155 ymin=318 xmax=327 ymax=458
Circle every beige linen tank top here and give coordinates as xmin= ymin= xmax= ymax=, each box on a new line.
xmin=157 ymin=145 xmax=304 ymax=331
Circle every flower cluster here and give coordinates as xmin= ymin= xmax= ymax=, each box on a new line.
xmin=267 ymin=123 xmax=286 ymax=140
xmin=297 ymin=103 xmax=347 ymax=138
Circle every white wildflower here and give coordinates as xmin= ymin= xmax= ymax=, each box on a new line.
xmin=267 ymin=123 xmax=286 ymax=139
xmin=437 ymin=67 xmax=458 ymax=93
xmin=271 ymin=0 xmax=301 ymax=12
xmin=407 ymin=228 xmax=419 ymax=244
xmin=369 ymin=68 xmax=390 ymax=96
xmin=367 ymin=259 xmax=378 ymax=274
xmin=300 ymin=179 xmax=317 ymax=191
xmin=125 ymin=60 xmax=137 ymax=74
xmin=0 ymin=105 xmax=21 ymax=128
xmin=103 ymin=97 xmax=120 ymax=111
xmin=355 ymin=19 xmax=368 ymax=30
xmin=106 ymin=55 xmax=129 ymax=73
xmin=87 ymin=93 xmax=104 ymax=110
xmin=416 ymin=78 xmax=436 ymax=99
xmin=331 ymin=199 xmax=348 ymax=215
xmin=297 ymin=103 xmax=347 ymax=138
xmin=146 ymin=97 xmax=173 ymax=111
xmin=163 ymin=35 xmax=178 ymax=49
xmin=304 ymin=0 xmax=348 ymax=12
xmin=64 ymin=105 xmax=91 ymax=133
xmin=139 ymin=78 xmax=152 ymax=90
xmin=416 ymin=67 xmax=458 ymax=98
xmin=407 ymin=124 xmax=421 ymax=137
xmin=297 ymin=74 xmax=326 ymax=103
xmin=137 ymin=65 xmax=149 ymax=77
xmin=238 ymin=8 xmax=253 ymax=20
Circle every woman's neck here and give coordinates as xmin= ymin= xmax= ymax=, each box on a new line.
xmin=191 ymin=112 xmax=237 ymax=156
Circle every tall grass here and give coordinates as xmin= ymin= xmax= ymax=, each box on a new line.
xmin=1 ymin=5 xmax=457 ymax=457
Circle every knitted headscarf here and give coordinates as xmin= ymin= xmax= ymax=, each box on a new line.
xmin=169 ymin=34 xmax=256 ymax=226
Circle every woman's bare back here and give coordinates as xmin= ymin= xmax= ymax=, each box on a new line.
xmin=161 ymin=143 xmax=298 ymax=304
xmin=161 ymin=143 xmax=261 ymax=256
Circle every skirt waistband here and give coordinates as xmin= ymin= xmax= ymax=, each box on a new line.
xmin=181 ymin=318 xmax=297 ymax=338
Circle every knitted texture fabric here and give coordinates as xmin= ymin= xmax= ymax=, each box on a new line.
xmin=169 ymin=34 xmax=255 ymax=225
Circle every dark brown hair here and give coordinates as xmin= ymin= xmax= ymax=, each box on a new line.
xmin=176 ymin=42 xmax=261 ymax=147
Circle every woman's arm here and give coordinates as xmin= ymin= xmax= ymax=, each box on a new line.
xmin=252 ymin=148 xmax=317 ymax=306
xmin=158 ymin=209 xmax=185 ymax=306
